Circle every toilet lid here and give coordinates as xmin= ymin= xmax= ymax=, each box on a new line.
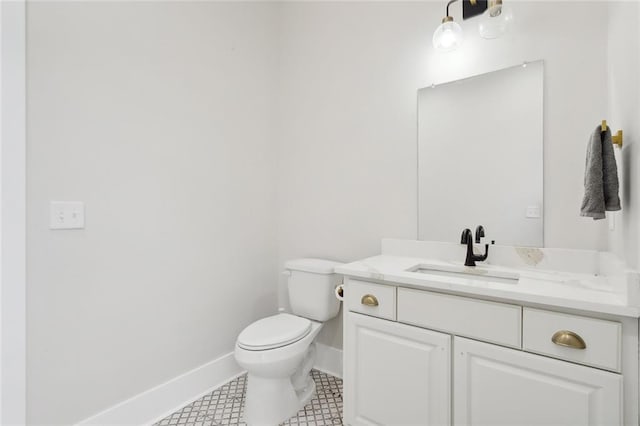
xmin=237 ymin=313 xmax=312 ymax=351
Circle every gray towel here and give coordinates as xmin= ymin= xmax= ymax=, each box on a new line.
xmin=580 ymin=125 xmax=621 ymax=220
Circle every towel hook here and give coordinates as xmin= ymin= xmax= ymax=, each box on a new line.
xmin=602 ymin=120 xmax=623 ymax=148
xmin=612 ymin=130 xmax=623 ymax=148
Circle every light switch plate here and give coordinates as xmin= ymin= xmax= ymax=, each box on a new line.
xmin=50 ymin=201 xmax=85 ymax=230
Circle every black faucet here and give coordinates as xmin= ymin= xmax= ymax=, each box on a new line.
xmin=460 ymin=227 xmax=489 ymax=267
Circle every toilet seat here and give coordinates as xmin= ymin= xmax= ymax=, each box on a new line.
xmin=237 ymin=313 xmax=312 ymax=351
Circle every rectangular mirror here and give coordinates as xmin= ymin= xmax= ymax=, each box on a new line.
xmin=418 ymin=61 xmax=544 ymax=247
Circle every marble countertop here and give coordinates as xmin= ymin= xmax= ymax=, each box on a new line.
xmin=336 ymin=254 xmax=640 ymax=318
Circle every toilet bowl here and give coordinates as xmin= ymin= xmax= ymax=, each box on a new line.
xmin=234 ymin=258 xmax=342 ymax=426
xmin=235 ymin=314 xmax=323 ymax=425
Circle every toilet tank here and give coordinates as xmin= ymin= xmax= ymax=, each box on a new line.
xmin=284 ymin=258 xmax=343 ymax=322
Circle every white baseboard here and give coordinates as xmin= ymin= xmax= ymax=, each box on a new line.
xmin=76 ymin=352 xmax=244 ymax=426
xmin=76 ymin=344 xmax=342 ymax=426
xmin=314 ymin=343 xmax=343 ymax=378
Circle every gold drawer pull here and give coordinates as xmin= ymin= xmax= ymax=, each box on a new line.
xmin=361 ymin=294 xmax=379 ymax=307
xmin=551 ymin=330 xmax=587 ymax=349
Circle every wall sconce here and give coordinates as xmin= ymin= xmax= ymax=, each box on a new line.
xmin=433 ymin=0 xmax=512 ymax=52
xmin=432 ymin=1 xmax=464 ymax=52
xmin=479 ymin=0 xmax=514 ymax=39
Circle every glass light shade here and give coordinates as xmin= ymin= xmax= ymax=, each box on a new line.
xmin=478 ymin=2 xmax=514 ymax=39
xmin=432 ymin=20 xmax=463 ymax=52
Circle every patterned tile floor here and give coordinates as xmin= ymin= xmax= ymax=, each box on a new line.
xmin=155 ymin=370 xmax=343 ymax=426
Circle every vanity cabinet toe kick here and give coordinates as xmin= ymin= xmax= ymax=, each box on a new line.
xmin=342 ymin=278 xmax=636 ymax=426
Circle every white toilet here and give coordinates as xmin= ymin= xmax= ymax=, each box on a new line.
xmin=234 ymin=258 xmax=342 ymax=426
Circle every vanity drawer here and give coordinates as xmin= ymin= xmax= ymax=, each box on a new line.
xmin=523 ymin=308 xmax=622 ymax=372
xmin=397 ymin=288 xmax=521 ymax=348
xmin=345 ymin=279 xmax=396 ymax=320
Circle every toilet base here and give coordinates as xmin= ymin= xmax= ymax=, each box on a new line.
xmin=244 ymin=374 xmax=316 ymax=426
xmin=298 ymin=377 xmax=316 ymax=408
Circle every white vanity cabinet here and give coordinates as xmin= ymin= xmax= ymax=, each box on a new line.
xmin=342 ymin=278 xmax=633 ymax=426
xmin=344 ymin=312 xmax=451 ymax=426
xmin=454 ymin=336 xmax=622 ymax=426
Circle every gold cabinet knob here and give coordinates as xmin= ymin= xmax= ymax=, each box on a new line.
xmin=361 ymin=294 xmax=379 ymax=307
xmin=551 ymin=330 xmax=587 ymax=349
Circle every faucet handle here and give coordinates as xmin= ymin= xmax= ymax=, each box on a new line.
xmin=460 ymin=228 xmax=472 ymax=244
xmin=475 ymin=225 xmax=485 ymax=243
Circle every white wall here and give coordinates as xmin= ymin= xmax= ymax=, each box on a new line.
xmin=277 ymin=1 xmax=610 ymax=349
xmin=26 ymin=3 xmax=278 ymax=424
xmin=607 ymin=1 xmax=640 ymax=269
xmin=277 ymin=2 xmax=430 ymax=349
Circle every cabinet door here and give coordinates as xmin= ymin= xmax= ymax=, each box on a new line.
xmin=344 ymin=312 xmax=451 ymax=426
xmin=454 ymin=337 xmax=622 ymax=426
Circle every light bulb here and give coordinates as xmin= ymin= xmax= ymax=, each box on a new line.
xmin=433 ymin=17 xmax=463 ymax=52
xmin=478 ymin=0 xmax=513 ymax=39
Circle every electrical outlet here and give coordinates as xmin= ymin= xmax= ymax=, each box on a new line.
xmin=526 ymin=205 xmax=541 ymax=219
xmin=49 ymin=201 xmax=85 ymax=230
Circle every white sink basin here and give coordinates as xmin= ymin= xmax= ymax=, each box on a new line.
xmin=406 ymin=263 xmax=520 ymax=285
